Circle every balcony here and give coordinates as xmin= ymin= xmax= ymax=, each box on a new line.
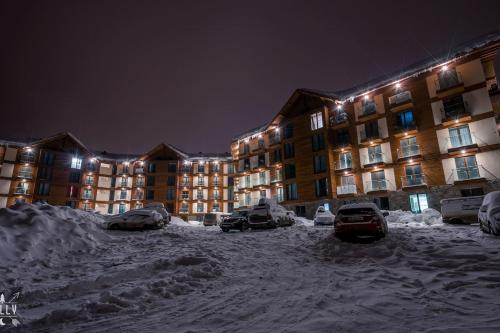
xmin=401 ymin=174 xmax=426 ymax=188
xmin=330 ymin=111 xmax=349 ymax=127
xmin=394 ymin=120 xmax=417 ymax=136
xmin=397 ymin=144 xmax=421 ymax=160
xmin=213 ymin=181 xmax=220 ymax=187
xmin=270 ymin=174 xmax=283 ymax=183
xmin=335 ymin=160 xmax=353 ymax=172
xmin=365 ymin=179 xmax=388 ymax=193
xmin=435 ymin=71 xmax=463 ymax=93
xmin=196 ymin=195 xmax=205 ymax=200
xmin=19 ymin=153 xmax=35 ymax=164
xmin=269 ymin=133 xmax=281 ymax=146
xmin=333 ymin=141 xmax=352 ymax=151
xmin=134 ymin=167 xmax=144 ymax=174
xmin=337 ymin=184 xmax=357 ymax=195
xmin=120 ymin=181 xmax=130 ymax=188
xmin=441 ymin=101 xmax=470 ymax=124
xmin=359 ymin=101 xmax=377 ymax=118
xmin=363 ymin=153 xmax=385 ymax=168
xmin=135 ymin=181 xmax=145 ymax=188
xmin=84 ymin=178 xmax=94 ymax=186
xmin=388 ymin=91 xmax=412 ymax=111
xmin=17 ymin=169 xmax=33 ymax=179
xmin=446 ymin=133 xmax=478 ymax=154
xmin=212 ymin=195 xmax=221 ymax=200
xmin=197 ymin=181 xmax=206 ymax=187
xmin=82 ymin=193 xmax=94 ymax=200
xmin=179 ymin=181 xmax=190 ymax=187
xmin=134 ymin=194 xmax=144 ymax=200
xmin=454 ymin=166 xmax=483 ymax=182
xmin=14 ymin=186 xmax=29 ymax=195
xmin=359 ymin=129 xmax=381 ymax=144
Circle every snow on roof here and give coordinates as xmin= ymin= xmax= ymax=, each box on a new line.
xmin=232 ymin=123 xmax=268 ymax=142
xmin=338 ymin=202 xmax=380 ymax=210
xmin=186 ymin=152 xmax=232 ymax=161
xmin=92 ymin=150 xmax=142 ymax=162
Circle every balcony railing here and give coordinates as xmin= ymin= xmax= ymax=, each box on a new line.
xmin=436 ymin=71 xmax=463 ymax=92
xmin=212 ymin=195 xmax=221 ymax=200
xmin=14 ymin=186 xmax=29 ymax=195
xmin=134 ymin=167 xmax=144 ymax=174
xmin=269 ymin=133 xmax=281 ymax=145
xmin=179 ymin=181 xmax=190 ymax=187
xmin=197 ymin=181 xmax=206 ymax=186
xmin=363 ymin=152 xmax=384 ymax=166
xmin=120 ymin=181 xmax=129 ymax=188
xmin=197 ymin=195 xmax=205 ymax=200
xmin=397 ymin=144 xmax=421 ymax=159
xmin=360 ymin=102 xmax=377 ymax=116
xmin=365 ymin=179 xmax=388 ymax=192
xmin=82 ymin=193 xmax=93 ymax=200
xmin=213 ymin=181 xmax=220 ymax=187
xmin=394 ymin=120 xmax=417 ymax=133
xmin=447 ymin=132 xmax=476 ymax=150
xmin=330 ymin=111 xmax=348 ymax=126
xmin=359 ymin=129 xmax=380 ymax=142
xmin=135 ymin=181 xmax=145 ymax=187
xmin=455 ymin=166 xmax=481 ymax=181
xmin=180 ymin=208 xmax=189 ymax=213
xmin=337 ymin=184 xmax=357 ymax=195
xmin=135 ymin=194 xmax=144 ymax=200
xmin=335 ymin=160 xmax=353 ymax=170
xmin=401 ymin=174 xmax=426 ymax=187
xmin=388 ymin=91 xmax=412 ymax=106
xmin=441 ymin=101 xmax=470 ymax=121
xmin=19 ymin=153 xmax=35 ymax=163
xmin=270 ymin=174 xmax=283 ymax=183
xmin=17 ymin=169 xmax=33 ymax=179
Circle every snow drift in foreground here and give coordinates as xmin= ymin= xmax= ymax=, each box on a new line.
xmin=2 ymin=205 xmax=500 ymax=333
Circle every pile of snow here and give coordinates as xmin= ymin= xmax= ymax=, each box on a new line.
xmin=386 ymin=208 xmax=443 ymax=226
xmin=294 ymin=216 xmax=314 ymax=227
xmin=169 ymin=217 xmax=203 ymax=227
xmin=0 ymin=203 xmax=111 ymax=266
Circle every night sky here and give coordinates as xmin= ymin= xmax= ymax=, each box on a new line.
xmin=1 ymin=0 xmax=500 ymax=154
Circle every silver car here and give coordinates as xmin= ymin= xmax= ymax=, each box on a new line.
xmin=479 ymin=191 xmax=500 ymax=235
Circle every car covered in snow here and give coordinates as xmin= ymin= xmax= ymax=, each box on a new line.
xmin=248 ymin=198 xmax=294 ymax=229
xmin=144 ymin=202 xmax=171 ymax=223
xmin=479 ymin=191 xmax=500 ymax=235
xmin=220 ymin=209 xmax=250 ymax=232
xmin=313 ymin=206 xmax=335 ymax=226
xmin=203 ymin=212 xmax=229 ymax=226
xmin=105 ymin=208 xmax=164 ymax=230
xmin=334 ymin=203 xmax=388 ymax=239
xmin=440 ymin=195 xmax=484 ymax=224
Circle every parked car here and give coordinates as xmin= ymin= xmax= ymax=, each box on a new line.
xmin=334 ymin=203 xmax=388 ymax=239
xmin=478 ymin=191 xmax=500 ymax=235
xmin=220 ymin=209 xmax=250 ymax=232
xmin=105 ymin=209 xmax=164 ymax=230
xmin=313 ymin=206 xmax=335 ymax=226
xmin=248 ymin=198 xmax=294 ymax=229
xmin=144 ymin=202 xmax=171 ymax=223
xmin=440 ymin=195 xmax=484 ymax=224
xmin=203 ymin=212 xmax=229 ymax=226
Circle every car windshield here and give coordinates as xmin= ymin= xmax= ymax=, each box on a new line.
xmin=339 ymin=208 xmax=375 ymax=215
xmin=232 ymin=211 xmax=247 ymax=217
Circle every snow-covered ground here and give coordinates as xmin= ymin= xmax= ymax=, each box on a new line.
xmin=2 ymin=204 xmax=500 ymax=332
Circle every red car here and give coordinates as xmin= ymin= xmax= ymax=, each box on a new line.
xmin=334 ymin=203 xmax=388 ymax=239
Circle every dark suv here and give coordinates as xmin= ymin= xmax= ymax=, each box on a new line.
xmin=220 ymin=209 xmax=250 ymax=232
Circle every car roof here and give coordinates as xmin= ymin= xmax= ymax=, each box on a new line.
xmin=338 ymin=203 xmax=379 ymax=210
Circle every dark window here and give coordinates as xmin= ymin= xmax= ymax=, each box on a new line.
xmin=312 ymin=133 xmax=325 ymax=151
xmin=313 ymin=155 xmax=327 ymax=173
xmin=167 ymin=188 xmax=176 ymax=200
xmin=228 ymin=176 xmax=234 ymax=186
xmin=146 ymin=189 xmax=155 ymax=200
xmin=373 ymin=197 xmax=390 ymax=210
xmin=198 ymin=164 xmax=205 ymax=173
xmin=460 ymin=188 xmax=484 ymax=197
xmin=40 ymin=151 xmax=55 ymax=165
xmin=147 ymin=176 xmax=155 ymax=186
xmin=284 ymin=164 xmax=296 ymax=179
xmin=69 ymin=172 xmax=81 ymax=184
xmin=286 ymin=183 xmax=298 ymax=200
xmin=148 ymin=163 xmax=156 ymax=173
xmin=337 ymin=129 xmax=350 ymax=146
xmin=112 ymin=164 xmax=117 ymax=175
xmin=109 ymin=190 xmax=115 ymax=200
xmin=107 ymin=204 xmax=113 ymax=214
xmin=273 ymin=149 xmax=282 ymax=163
xmin=365 ymin=121 xmax=379 ymax=138
xmin=228 ymin=202 xmax=234 ymax=213
xmin=111 ymin=177 xmax=116 ymax=187
xmin=228 ymin=188 xmax=234 ymax=200
xmin=227 ymin=163 xmax=235 ymax=174
xmin=284 ymin=124 xmax=294 ymax=139
xmin=258 ymin=154 xmax=266 ymax=167
xmin=167 ymin=176 xmax=176 ymax=186
xmin=37 ymin=182 xmax=50 ymax=196
xmin=243 ymin=159 xmax=250 ymax=171
xmin=295 ymin=205 xmax=306 ymax=217
xmin=243 ymin=143 xmax=250 ymax=154
xmin=38 ymin=167 xmax=52 ymax=180
xmin=66 ymin=201 xmax=77 ymax=208
xmin=396 ymin=110 xmax=415 ymax=131
xmin=315 ymin=178 xmax=329 ymax=197
xmin=284 ymin=143 xmax=295 ymax=159
xmin=168 ymin=163 xmax=177 ymax=173
xmin=166 ymin=203 xmax=174 ymax=213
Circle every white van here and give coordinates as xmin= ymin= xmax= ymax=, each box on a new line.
xmin=440 ymin=195 xmax=484 ymax=224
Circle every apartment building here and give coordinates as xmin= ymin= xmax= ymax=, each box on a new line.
xmin=0 ymin=133 xmax=237 ymax=220
xmin=231 ymin=32 xmax=500 ymax=217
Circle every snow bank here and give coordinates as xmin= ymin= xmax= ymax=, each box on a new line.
xmin=386 ymin=208 xmax=443 ymax=226
xmin=0 ymin=203 xmax=111 ymax=265
xmin=169 ymin=217 xmax=203 ymax=227
xmin=294 ymin=217 xmax=314 ymax=227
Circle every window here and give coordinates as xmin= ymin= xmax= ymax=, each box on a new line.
xmin=212 ymin=202 xmax=220 ymax=212
xmin=243 ymin=143 xmax=250 ymax=154
xmin=120 ymin=176 xmax=128 ymax=187
xmin=367 ymin=145 xmax=383 ymax=164
xmin=109 ymin=190 xmax=115 ymax=200
xmin=228 ymin=188 xmax=234 ymax=200
xmin=373 ymin=197 xmax=390 ymax=210
xmin=338 ymin=152 xmax=352 ymax=169
xmin=396 ymin=110 xmax=415 ymax=131
xmin=284 ymin=164 xmax=296 ymax=179
xmin=272 ymin=149 xmax=282 ymax=163
xmin=148 ymin=163 xmax=156 ymax=173
xmin=84 ymin=175 xmax=94 ymax=185
xmin=212 ymin=163 xmax=220 ymax=173
xmin=438 ymin=68 xmax=460 ymax=90
xmin=37 ymin=182 xmax=50 ymax=196
xmin=315 ymin=178 xmax=329 ymax=197
xmin=213 ymin=189 xmax=220 ymax=200
xmin=107 ymin=204 xmax=113 ymax=214
xmin=180 ymin=202 xmax=189 ymax=212
xmin=197 ymin=202 xmax=204 ymax=213
xmin=181 ymin=191 xmax=189 ymax=200
xmin=409 ymin=193 xmax=429 ymax=214
xmin=119 ymin=204 xmax=126 ymax=214
xmin=449 ymin=125 xmax=472 ymax=148
xmin=197 ymin=189 xmax=204 ymax=200
xmin=404 ymin=164 xmax=424 ymax=186
xmin=198 ymin=176 xmax=205 ymax=186
xmin=400 ymin=136 xmax=419 ymax=158
xmin=364 ymin=121 xmax=379 ymax=139
xmin=168 ymin=163 xmax=177 ymax=173
xmin=66 ymin=201 xmax=77 ymax=208
xmin=67 ymin=185 xmax=79 ymax=198
xmin=167 ymin=176 xmax=176 ymax=186
xmin=369 ymin=170 xmax=386 ymax=191
xmin=213 ymin=175 xmax=219 ymax=186
xmin=146 ymin=189 xmax=155 ymax=200
xmin=284 ymin=143 xmax=295 ymax=159
xmin=361 ymin=98 xmax=376 ymax=115
xmin=198 ymin=164 xmax=205 ymax=173
xmin=71 ymin=157 xmax=82 ymax=169
xmin=312 ymin=133 xmax=325 ymax=151
xmin=337 ymin=129 xmax=350 ymax=146
xmin=284 ymin=124 xmax=293 ymax=139
xmin=276 ymin=187 xmax=284 ymax=202
xmin=227 ymin=163 xmax=235 ymax=174
xmin=228 ymin=202 xmax=234 ymax=213
xmin=313 ymin=155 xmax=326 ymax=173
xmin=228 ymin=176 xmax=234 ymax=186
xmin=310 ymin=111 xmax=324 ymax=130
xmin=40 ymin=151 xmax=55 ymax=165
xmin=69 ymin=172 xmax=81 ymax=183
xmin=258 ymin=154 xmax=266 ymax=167
xmin=167 ymin=188 xmax=176 ymax=200
xmin=455 ymin=156 xmax=480 ymax=180
xmin=443 ymin=95 xmax=466 ymax=119
xmin=83 ymin=188 xmax=93 ymax=199
xmin=147 ymin=176 xmax=155 ymax=186
xmin=258 ymin=138 xmax=265 ymax=149
xmin=120 ymin=190 xmax=127 ymax=200
xmin=339 ymin=175 xmax=355 ymax=194
xmin=38 ymin=167 xmax=52 ymax=180
xmin=286 ymin=183 xmax=298 ymax=200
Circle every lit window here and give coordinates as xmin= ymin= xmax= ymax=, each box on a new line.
xmin=310 ymin=111 xmax=324 ymax=130
xmin=71 ymin=157 xmax=82 ymax=169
